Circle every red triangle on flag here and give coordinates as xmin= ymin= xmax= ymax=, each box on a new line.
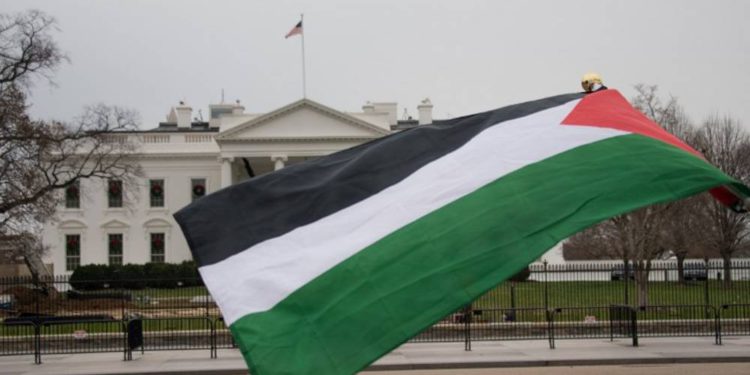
xmin=561 ymin=89 xmax=699 ymax=157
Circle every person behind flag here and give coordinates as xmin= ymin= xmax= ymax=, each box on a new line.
xmin=581 ymin=72 xmax=607 ymax=93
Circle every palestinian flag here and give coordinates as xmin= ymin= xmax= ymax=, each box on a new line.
xmin=174 ymin=89 xmax=749 ymax=375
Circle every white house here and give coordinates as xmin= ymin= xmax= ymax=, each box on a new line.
xmin=42 ymin=97 xmax=435 ymax=275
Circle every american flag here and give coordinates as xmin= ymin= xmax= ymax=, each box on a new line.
xmin=285 ymin=20 xmax=303 ymax=39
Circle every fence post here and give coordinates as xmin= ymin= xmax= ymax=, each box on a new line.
xmin=704 ymin=258 xmax=711 ymax=319
xmin=33 ymin=321 xmax=41 ymax=365
xmin=547 ymin=308 xmax=558 ymax=349
xmin=632 ymin=308 xmax=638 ymax=347
xmin=33 ymin=274 xmax=42 ymax=364
xmin=543 ymin=261 xmax=549 ymax=311
xmin=209 ymin=318 xmax=217 ymax=359
xmin=122 ymin=320 xmax=129 ymax=361
xmin=205 ymin=288 xmax=210 ymax=318
xmin=120 ymin=279 xmax=128 ymax=361
xmin=623 ymin=261 xmax=630 ymax=306
xmin=713 ymin=306 xmax=722 ymax=346
xmin=608 ymin=305 xmax=615 ymax=342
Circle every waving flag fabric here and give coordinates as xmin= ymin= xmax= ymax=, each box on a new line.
xmin=174 ymin=89 xmax=749 ymax=375
xmin=285 ymin=20 xmax=303 ymax=39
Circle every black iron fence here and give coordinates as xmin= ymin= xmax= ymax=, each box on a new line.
xmin=1 ymin=259 xmax=749 ymax=362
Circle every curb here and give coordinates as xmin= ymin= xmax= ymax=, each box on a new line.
xmin=88 ymin=356 xmax=750 ymax=375
xmin=365 ymin=356 xmax=750 ymax=371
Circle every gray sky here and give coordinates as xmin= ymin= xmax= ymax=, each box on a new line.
xmin=3 ymin=0 xmax=750 ymax=131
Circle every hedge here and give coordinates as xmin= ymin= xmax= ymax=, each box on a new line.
xmin=69 ymin=261 xmax=202 ymax=290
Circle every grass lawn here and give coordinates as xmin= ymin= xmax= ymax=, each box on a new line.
xmin=474 ymin=280 xmax=750 ymax=309
xmin=129 ymin=286 xmax=209 ymax=298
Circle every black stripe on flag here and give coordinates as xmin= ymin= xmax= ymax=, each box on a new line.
xmin=175 ymin=92 xmax=584 ymax=267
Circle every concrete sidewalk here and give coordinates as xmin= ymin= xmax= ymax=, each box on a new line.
xmin=1 ymin=337 xmax=749 ymax=375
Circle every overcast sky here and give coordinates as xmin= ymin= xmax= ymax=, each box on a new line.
xmin=3 ymin=0 xmax=749 ymax=131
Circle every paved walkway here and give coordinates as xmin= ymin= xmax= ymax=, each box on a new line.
xmin=1 ymin=337 xmax=749 ymax=375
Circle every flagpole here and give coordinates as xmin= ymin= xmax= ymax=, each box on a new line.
xmin=301 ymin=13 xmax=307 ymax=98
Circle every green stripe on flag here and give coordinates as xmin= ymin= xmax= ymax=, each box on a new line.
xmin=230 ymin=134 xmax=744 ymax=375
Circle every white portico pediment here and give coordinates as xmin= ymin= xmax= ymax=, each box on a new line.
xmin=58 ymin=219 xmax=87 ymax=230
xmin=215 ymin=99 xmax=390 ymax=142
xmin=143 ymin=218 xmax=171 ymax=229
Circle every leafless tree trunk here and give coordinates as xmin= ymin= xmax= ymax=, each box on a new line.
xmin=634 ymin=260 xmax=651 ymax=307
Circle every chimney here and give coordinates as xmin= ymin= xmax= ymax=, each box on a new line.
xmin=175 ymin=101 xmax=192 ymax=128
xmin=371 ymin=102 xmax=398 ymax=126
xmin=362 ymin=101 xmax=375 ymax=113
xmin=232 ymin=99 xmax=245 ymax=115
xmin=417 ymin=98 xmax=433 ymax=125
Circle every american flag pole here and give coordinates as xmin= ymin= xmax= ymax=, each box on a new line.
xmin=301 ymin=13 xmax=307 ymax=98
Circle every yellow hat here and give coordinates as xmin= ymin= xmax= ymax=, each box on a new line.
xmin=581 ymin=72 xmax=603 ymax=92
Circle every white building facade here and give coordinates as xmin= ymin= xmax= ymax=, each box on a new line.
xmin=42 ymin=98 xmax=434 ymax=275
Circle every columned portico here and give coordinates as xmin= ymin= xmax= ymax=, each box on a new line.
xmin=213 ymin=98 xmax=391 ymax=187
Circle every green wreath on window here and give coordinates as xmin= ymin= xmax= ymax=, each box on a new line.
xmin=152 ymin=237 xmax=164 ymax=249
xmin=108 ymin=182 xmax=121 ymax=198
xmin=150 ymin=184 xmax=163 ymax=197
xmin=192 ymin=184 xmax=205 ymax=197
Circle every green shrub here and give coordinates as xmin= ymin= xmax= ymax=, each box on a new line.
xmin=509 ymin=266 xmax=531 ymax=282
xmin=69 ymin=261 xmax=202 ymax=290
xmin=119 ymin=264 xmax=147 ymax=289
xmin=69 ymin=264 xmax=111 ymax=290
xmin=177 ymin=260 xmax=202 ymax=287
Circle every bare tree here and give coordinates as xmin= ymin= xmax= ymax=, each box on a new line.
xmin=0 ymin=10 xmax=141 ymax=279
xmin=0 ymin=10 xmax=65 ymax=88
xmin=692 ymin=116 xmax=750 ymax=287
xmin=630 ymin=84 xmax=694 ymax=137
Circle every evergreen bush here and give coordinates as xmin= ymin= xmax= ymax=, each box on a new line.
xmin=69 ymin=261 xmax=202 ymax=290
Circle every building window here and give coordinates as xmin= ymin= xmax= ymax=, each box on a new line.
xmin=65 ymin=234 xmax=81 ymax=271
xmin=191 ymin=178 xmax=206 ymax=202
xmin=65 ymin=181 xmax=80 ymax=209
xmin=108 ymin=180 xmax=123 ymax=208
xmin=149 ymin=179 xmax=165 ymax=207
xmin=108 ymin=234 xmax=123 ymax=265
xmin=150 ymin=233 xmax=165 ymax=263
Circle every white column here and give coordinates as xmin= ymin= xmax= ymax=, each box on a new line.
xmin=220 ymin=156 xmax=234 ymax=188
xmin=271 ymin=155 xmax=288 ymax=171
